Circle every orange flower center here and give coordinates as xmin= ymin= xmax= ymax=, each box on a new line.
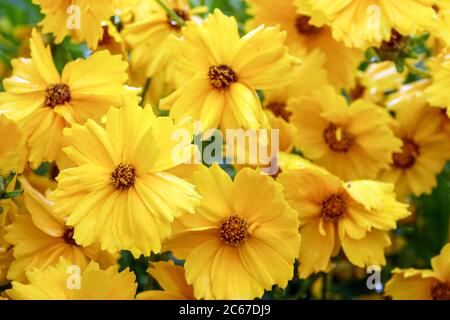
xmin=219 ymin=215 xmax=249 ymax=246
xmin=392 ymin=138 xmax=420 ymax=169
xmin=63 ymin=227 xmax=77 ymax=246
xmin=431 ymin=282 xmax=450 ymax=300
xmin=168 ymin=9 xmax=190 ymax=30
xmin=321 ymin=193 xmax=348 ymax=222
xmin=111 ymin=163 xmax=136 ymax=190
xmin=45 ymin=83 xmax=71 ymax=108
xmin=323 ymin=124 xmax=355 ymax=153
xmin=208 ymin=65 xmax=238 ymax=90
xmin=295 ymin=15 xmax=322 ymax=35
xmin=266 ymin=101 xmax=291 ymax=121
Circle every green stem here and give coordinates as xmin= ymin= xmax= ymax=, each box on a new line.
xmin=154 ymin=0 xmax=186 ymax=27
xmin=140 ymin=78 xmax=151 ymax=107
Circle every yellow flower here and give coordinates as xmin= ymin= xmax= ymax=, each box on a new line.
xmin=385 ymin=243 xmax=450 ymax=300
xmin=246 ymin=0 xmax=363 ymax=89
xmin=305 ymin=0 xmax=437 ymax=49
xmin=426 ymin=49 xmax=450 ymax=116
xmin=164 ymin=164 xmax=300 ymax=300
xmin=289 ymin=86 xmax=402 ymax=180
xmin=6 ymin=257 xmax=137 ymax=300
xmin=5 ymin=178 xmax=116 ymax=282
xmin=278 ymin=166 xmax=410 ymax=278
xmin=50 ymin=103 xmax=201 ymax=257
xmin=123 ymin=0 xmax=204 ymax=78
xmin=379 ymin=94 xmax=450 ymax=197
xmin=0 ymin=115 xmax=26 ymax=176
xmin=32 ymin=0 xmax=115 ymax=49
xmin=160 ymin=9 xmax=300 ymax=132
xmin=136 ymin=261 xmax=195 ymax=300
xmin=0 ymin=29 xmax=129 ymax=168
xmin=96 ymin=21 xmax=127 ymax=58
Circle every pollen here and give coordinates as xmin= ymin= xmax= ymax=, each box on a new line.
xmin=392 ymin=138 xmax=420 ymax=169
xmin=111 ymin=163 xmax=136 ymax=190
xmin=295 ymin=15 xmax=322 ymax=35
xmin=321 ymin=193 xmax=348 ymax=222
xmin=219 ymin=215 xmax=249 ymax=246
xmin=323 ymin=123 xmax=355 ymax=153
xmin=44 ymin=83 xmax=71 ymax=108
xmin=431 ymin=282 xmax=450 ymax=300
xmin=208 ymin=65 xmax=238 ymax=90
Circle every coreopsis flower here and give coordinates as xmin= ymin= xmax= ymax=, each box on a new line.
xmin=288 ymin=86 xmax=402 ymax=180
xmin=278 ymin=166 xmax=410 ymax=278
xmin=385 ymin=243 xmax=450 ymax=300
xmin=32 ymin=0 xmax=115 ymax=49
xmin=6 ymin=257 xmax=137 ymax=300
xmin=164 ymin=164 xmax=301 ymax=300
xmin=246 ymin=0 xmax=363 ymax=89
xmin=303 ymin=0 xmax=437 ymax=49
xmin=122 ymin=0 xmax=204 ymax=80
xmin=160 ymin=9 xmax=300 ymax=133
xmin=5 ymin=179 xmax=116 ymax=282
xmin=51 ymin=103 xmax=201 ymax=256
xmin=426 ymin=49 xmax=450 ymax=116
xmin=0 ymin=29 xmax=129 ymax=168
xmin=379 ymin=94 xmax=450 ymax=197
xmin=136 ymin=261 xmax=195 ymax=300
xmin=96 ymin=21 xmax=127 ymax=58
xmin=0 ymin=200 xmax=17 ymax=285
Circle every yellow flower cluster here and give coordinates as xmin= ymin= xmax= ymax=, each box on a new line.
xmin=0 ymin=0 xmax=449 ymax=300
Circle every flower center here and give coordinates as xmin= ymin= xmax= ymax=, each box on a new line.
xmin=111 ymin=163 xmax=136 ymax=190
xmin=266 ymin=101 xmax=291 ymax=121
xmin=321 ymin=193 xmax=348 ymax=222
xmin=323 ymin=124 xmax=355 ymax=153
xmin=295 ymin=15 xmax=322 ymax=35
xmin=63 ymin=227 xmax=77 ymax=246
xmin=167 ymin=9 xmax=190 ymax=30
xmin=380 ymin=29 xmax=404 ymax=51
xmin=219 ymin=215 xmax=249 ymax=246
xmin=431 ymin=282 xmax=450 ymax=300
xmin=392 ymin=138 xmax=420 ymax=169
xmin=45 ymin=83 xmax=71 ymax=108
xmin=99 ymin=25 xmax=113 ymax=46
xmin=208 ymin=65 xmax=238 ymax=90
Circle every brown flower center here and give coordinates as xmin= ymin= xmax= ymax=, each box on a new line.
xmin=392 ymin=138 xmax=420 ymax=169
xmin=99 ymin=25 xmax=113 ymax=46
xmin=431 ymin=282 xmax=450 ymax=300
xmin=45 ymin=83 xmax=71 ymax=108
xmin=167 ymin=9 xmax=190 ymax=30
xmin=219 ymin=215 xmax=249 ymax=246
xmin=380 ymin=29 xmax=404 ymax=51
xmin=295 ymin=15 xmax=322 ymax=35
xmin=323 ymin=124 xmax=355 ymax=153
xmin=266 ymin=101 xmax=291 ymax=121
xmin=208 ymin=65 xmax=238 ymax=90
xmin=111 ymin=163 xmax=136 ymax=190
xmin=321 ymin=193 xmax=348 ymax=222
xmin=63 ymin=227 xmax=77 ymax=246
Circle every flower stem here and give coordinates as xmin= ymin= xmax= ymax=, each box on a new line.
xmin=154 ymin=0 xmax=186 ymax=27
xmin=404 ymin=60 xmax=430 ymax=78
